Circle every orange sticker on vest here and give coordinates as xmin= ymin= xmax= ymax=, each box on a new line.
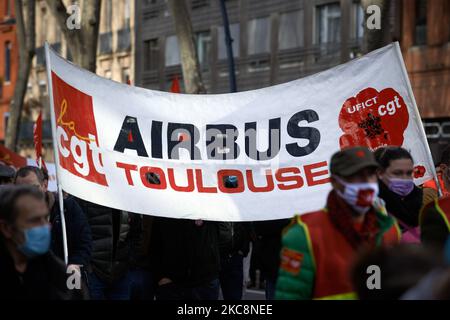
xmin=280 ymin=248 xmax=303 ymax=275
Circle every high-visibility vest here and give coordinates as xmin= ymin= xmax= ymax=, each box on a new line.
xmin=298 ymin=210 xmax=400 ymax=300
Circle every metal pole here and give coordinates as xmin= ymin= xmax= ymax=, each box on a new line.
xmin=219 ymin=0 xmax=237 ymax=92
xmin=44 ymin=42 xmax=69 ymax=265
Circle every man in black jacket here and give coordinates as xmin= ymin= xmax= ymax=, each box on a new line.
xmin=14 ymin=166 xmax=92 ymax=274
xmin=253 ymin=219 xmax=290 ymax=300
xmin=151 ymin=217 xmax=221 ymax=300
xmin=218 ymin=176 xmax=251 ymax=300
xmin=218 ymin=222 xmax=250 ymax=300
xmin=129 ymin=214 xmax=155 ymax=300
xmin=76 ymin=199 xmax=135 ymax=300
xmin=0 ymin=185 xmax=87 ymax=299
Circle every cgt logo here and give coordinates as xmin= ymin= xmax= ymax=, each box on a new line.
xmin=339 ymin=87 xmax=409 ymax=150
xmin=51 ymin=72 xmax=108 ymax=186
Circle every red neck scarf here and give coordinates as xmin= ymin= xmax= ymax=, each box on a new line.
xmin=327 ymin=190 xmax=379 ymax=249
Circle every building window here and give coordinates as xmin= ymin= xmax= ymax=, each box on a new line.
xmin=165 ymin=35 xmax=180 ymax=66
xmin=36 ymin=46 xmax=45 ymax=66
xmin=415 ymin=0 xmax=427 ymax=46
xmin=350 ymin=1 xmax=364 ymax=40
xmin=218 ymin=23 xmax=240 ymax=60
xmin=316 ymin=3 xmax=341 ymax=44
xmin=5 ymin=42 xmax=11 ymax=83
xmin=118 ymin=28 xmax=131 ymax=52
xmin=196 ymin=31 xmax=211 ymax=68
xmin=39 ymin=80 xmax=47 ymax=96
xmin=279 ymin=10 xmax=304 ymax=50
xmin=248 ymin=17 xmax=271 ymax=55
xmin=99 ymin=32 xmax=113 ymax=54
xmin=144 ymin=38 xmax=159 ymax=71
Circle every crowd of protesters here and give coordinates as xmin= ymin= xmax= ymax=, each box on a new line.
xmin=1 ymin=145 xmax=450 ymax=300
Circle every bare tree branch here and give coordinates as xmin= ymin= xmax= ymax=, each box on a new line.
xmin=45 ymin=0 xmax=82 ymax=56
xmin=5 ymin=0 xmax=36 ymax=150
xmin=167 ymin=0 xmax=206 ymax=94
xmin=45 ymin=0 xmax=101 ymax=72
xmin=79 ymin=0 xmax=101 ymax=72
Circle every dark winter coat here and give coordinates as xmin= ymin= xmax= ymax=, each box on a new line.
xmin=252 ymin=219 xmax=291 ymax=280
xmin=151 ymin=217 xmax=220 ymax=287
xmin=49 ymin=193 xmax=92 ymax=267
xmin=218 ymin=222 xmax=251 ymax=258
xmin=75 ymin=199 xmax=132 ymax=284
xmin=0 ymin=240 xmax=88 ymax=300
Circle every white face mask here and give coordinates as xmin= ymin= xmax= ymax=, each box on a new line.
xmin=334 ymin=176 xmax=379 ymax=215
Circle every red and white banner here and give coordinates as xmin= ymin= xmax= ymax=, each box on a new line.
xmin=45 ymin=43 xmax=435 ymax=221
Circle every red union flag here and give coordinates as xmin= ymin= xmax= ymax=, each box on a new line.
xmin=45 ymin=42 xmax=437 ymax=221
xmin=33 ymin=110 xmax=47 ymax=170
xmin=339 ymin=87 xmax=409 ymax=150
xmin=51 ymin=72 xmax=107 ymax=186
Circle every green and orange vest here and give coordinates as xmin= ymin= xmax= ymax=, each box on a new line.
xmin=275 ymin=207 xmax=400 ymax=300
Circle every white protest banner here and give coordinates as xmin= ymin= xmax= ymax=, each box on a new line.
xmin=45 ymin=42 xmax=436 ymax=221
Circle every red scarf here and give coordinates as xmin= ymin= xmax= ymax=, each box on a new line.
xmin=327 ymin=190 xmax=379 ymax=249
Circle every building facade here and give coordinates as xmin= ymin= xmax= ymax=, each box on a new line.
xmin=20 ymin=0 xmax=134 ymax=161
xmin=401 ymin=0 xmax=450 ymax=161
xmin=0 ymin=0 xmax=17 ymax=142
xmin=135 ymin=0 xmax=449 ymax=161
xmin=134 ymin=0 xmax=376 ymax=93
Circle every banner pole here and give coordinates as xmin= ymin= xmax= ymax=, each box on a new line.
xmin=394 ymin=42 xmax=442 ymax=197
xmin=44 ymin=42 xmax=69 ymax=265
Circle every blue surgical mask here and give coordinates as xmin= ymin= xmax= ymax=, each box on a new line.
xmin=18 ymin=225 xmax=51 ymax=258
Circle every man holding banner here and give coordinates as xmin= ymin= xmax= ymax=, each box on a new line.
xmin=41 ymin=40 xmax=443 ymax=301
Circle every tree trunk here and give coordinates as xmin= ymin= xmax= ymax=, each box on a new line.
xmin=45 ymin=0 xmax=101 ymax=72
xmin=167 ymin=0 xmax=206 ymax=94
xmin=79 ymin=0 xmax=101 ymax=72
xmin=5 ymin=0 xmax=35 ymax=151
xmin=361 ymin=0 xmax=391 ymax=53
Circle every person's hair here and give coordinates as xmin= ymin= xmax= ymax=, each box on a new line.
xmin=440 ymin=144 xmax=450 ymax=166
xmin=14 ymin=166 xmax=45 ymax=185
xmin=0 ymin=176 xmax=13 ymax=185
xmin=351 ymin=244 xmax=443 ymax=300
xmin=374 ymin=146 xmax=413 ymax=170
xmin=0 ymin=185 xmax=45 ymax=225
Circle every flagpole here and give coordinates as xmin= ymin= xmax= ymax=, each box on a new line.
xmin=44 ymin=42 xmax=69 ymax=265
xmin=394 ymin=42 xmax=442 ymax=197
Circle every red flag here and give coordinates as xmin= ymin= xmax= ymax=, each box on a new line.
xmin=33 ymin=110 xmax=47 ymax=170
xmin=170 ymin=75 xmax=181 ymax=93
xmin=0 ymin=144 xmax=27 ymax=168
